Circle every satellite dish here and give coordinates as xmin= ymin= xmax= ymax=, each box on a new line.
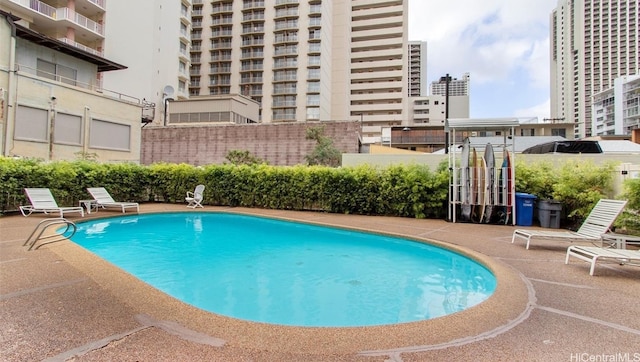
xmin=163 ymin=85 xmax=174 ymax=97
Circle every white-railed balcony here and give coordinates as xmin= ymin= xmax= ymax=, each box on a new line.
xmin=351 ymin=92 xmax=397 ymax=102
xmin=57 ymin=37 xmax=103 ymax=57
xmin=7 ymin=0 xmax=104 ymax=38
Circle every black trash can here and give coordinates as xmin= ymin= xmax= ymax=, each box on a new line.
xmin=537 ymin=200 xmax=562 ymax=228
xmin=515 ymin=193 xmax=537 ymax=226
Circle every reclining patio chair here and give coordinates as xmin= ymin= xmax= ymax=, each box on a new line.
xmin=511 ymin=199 xmax=627 ymax=249
xmin=565 ymin=246 xmax=640 ymax=276
xmin=87 ymin=187 xmax=139 ymax=213
xmin=20 ymin=188 xmax=84 ymax=217
xmin=186 ymin=185 xmax=205 ymax=208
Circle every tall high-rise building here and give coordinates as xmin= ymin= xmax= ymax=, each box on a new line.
xmin=407 ymin=41 xmax=428 ymax=97
xmin=100 ymin=1 xmax=192 ymax=124
xmin=430 ymin=73 xmax=470 ymax=97
xmin=185 ymin=0 xmax=408 ymax=144
xmin=550 ymin=0 xmax=639 ymax=138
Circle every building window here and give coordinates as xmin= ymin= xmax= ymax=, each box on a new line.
xmin=306 ymin=94 xmax=320 ymax=106
xmin=55 ymin=113 xmax=82 ymax=145
xmin=36 ymin=59 xmax=77 ymax=86
xmin=14 ymin=105 xmax=48 ymax=142
xmin=306 ymin=107 xmax=320 ymax=120
xmin=90 ymin=119 xmax=131 ymax=151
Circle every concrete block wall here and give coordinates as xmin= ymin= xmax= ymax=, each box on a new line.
xmin=141 ymin=121 xmax=361 ymax=166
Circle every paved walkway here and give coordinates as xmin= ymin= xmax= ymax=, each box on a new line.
xmin=1 ymin=204 xmax=639 ymax=361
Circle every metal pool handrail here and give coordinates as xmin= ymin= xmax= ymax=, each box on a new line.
xmin=23 ymin=218 xmax=77 ymax=251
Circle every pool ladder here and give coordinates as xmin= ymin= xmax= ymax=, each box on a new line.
xmin=24 ymin=218 xmax=77 ymax=251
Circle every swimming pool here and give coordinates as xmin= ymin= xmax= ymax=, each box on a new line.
xmin=70 ymin=212 xmax=496 ymax=327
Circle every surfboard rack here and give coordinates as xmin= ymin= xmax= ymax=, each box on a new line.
xmin=446 ymin=118 xmax=520 ymax=225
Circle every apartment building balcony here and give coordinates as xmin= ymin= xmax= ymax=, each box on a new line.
xmin=273 ymin=86 xmax=298 ymax=95
xmin=308 ymin=17 xmax=321 ymax=28
xmin=307 ymin=43 xmax=321 ymax=54
xmin=309 ymin=4 xmax=321 ymax=15
xmin=210 ymin=53 xmax=232 ymax=61
xmin=273 ymin=74 xmax=297 ymax=82
xmin=272 ymin=110 xmax=297 ymax=122
xmin=275 ymin=20 xmax=299 ymax=31
xmin=241 ymin=38 xmax=265 ymax=46
xmin=275 ymin=0 xmax=299 ymax=7
xmin=56 ymin=37 xmax=103 ymax=57
xmin=274 ymin=34 xmax=298 ymax=44
xmin=352 ymin=27 xmax=403 ymax=43
xmin=192 ymin=9 xmax=203 ymax=17
xmin=351 ymin=92 xmax=398 ymax=102
xmin=240 ymin=64 xmax=264 ymax=71
xmin=352 ymin=48 xmax=402 ymax=61
xmin=212 ymin=4 xmax=233 ymax=13
xmin=242 ymin=26 xmax=265 ymax=34
xmin=272 ymin=100 xmax=297 ymax=108
xmin=240 ymin=76 xmax=264 ymax=84
xmin=210 ymin=66 xmax=232 ymax=74
xmin=274 ymin=8 xmax=299 ymax=18
xmin=242 ymin=13 xmax=266 ymax=22
xmin=243 ymin=0 xmax=265 ymax=10
xmin=212 ymin=18 xmax=234 ymax=26
xmin=274 ymin=46 xmax=297 ymax=56
xmin=212 ymin=42 xmax=232 ymax=50
xmin=7 ymin=0 xmax=105 ymax=41
xmin=352 ymin=37 xmax=403 ymax=50
xmin=240 ymin=50 xmax=265 ymax=59
xmin=351 ymin=70 xmax=402 ymax=81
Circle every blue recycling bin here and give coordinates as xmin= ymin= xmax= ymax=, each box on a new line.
xmin=515 ymin=192 xmax=537 ymax=226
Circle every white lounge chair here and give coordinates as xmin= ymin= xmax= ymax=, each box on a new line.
xmin=87 ymin=187 xmax=139 ymax=213
xmin=186 ymin=184 xmax=205 ymax=208
xmin=565 ymin=246 xmax=640 ymax=276
xmin=511 ymin=199 xmax=627 ymax=249
xmin=19 ymin=188 xmax=84 ymax=217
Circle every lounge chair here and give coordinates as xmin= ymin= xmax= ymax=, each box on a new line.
xmin=87 ymin=187 xmax=139 ymax=213
xmin=565 ymin=246 xmax=640 ymax=276
xmin=511 ymin=199 xmax=627 ymax=249
xmin=19 ymin=188 xmax=85 ymax=217
xmin=186 ymin=184 xmax=205 ymax=208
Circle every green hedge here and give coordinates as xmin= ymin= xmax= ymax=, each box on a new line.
xmin=0 ymin=158 xmax=448 ymax=219
xmin=0 ymin=157 xmax=632 ymax=230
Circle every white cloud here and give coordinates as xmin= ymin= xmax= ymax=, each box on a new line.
xmin=408 ymin=0 xmax=557 ymax=117
xmin=514 ymin=98 xmax=551 ymax=121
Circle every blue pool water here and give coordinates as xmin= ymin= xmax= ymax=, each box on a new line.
xmin=69 ymin=212 xmax=496 ymax=327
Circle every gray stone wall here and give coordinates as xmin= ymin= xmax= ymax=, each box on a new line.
xmin=141 ymin=121 xmax=361 ymax=166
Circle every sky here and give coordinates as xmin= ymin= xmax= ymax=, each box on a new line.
xmin=408 ymin=0 xmax=558 ymax=121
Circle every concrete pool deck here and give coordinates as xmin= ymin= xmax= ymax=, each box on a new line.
xmin=1 ymin=204 xmax=639 ymax=361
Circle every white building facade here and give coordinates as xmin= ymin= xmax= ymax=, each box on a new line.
xmin=592 ymin=74 xmax=640 ymax=136
xmin=550 ymin=0 xmax=639 ymax=138
xmin=0 ymin=2 xmax=143 ymax=162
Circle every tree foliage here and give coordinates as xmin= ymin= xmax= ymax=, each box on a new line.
xmin=304 ymin=126 xmax=342 ymax=167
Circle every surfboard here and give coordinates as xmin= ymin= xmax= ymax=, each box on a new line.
xmin=460 ymin=138 xmax=472 ymax=221
xmin=498 ymin=149 xmax=511 ymax=224
xmin=470 ymin=147 xmax=478 ymax=222
xmin=482 ymin=143 xmax=495 ymax=223
xmin=505 ymin=150 xmax=513 ymax=224
xmin=477 ymin=154 xmax=486 ymax=223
